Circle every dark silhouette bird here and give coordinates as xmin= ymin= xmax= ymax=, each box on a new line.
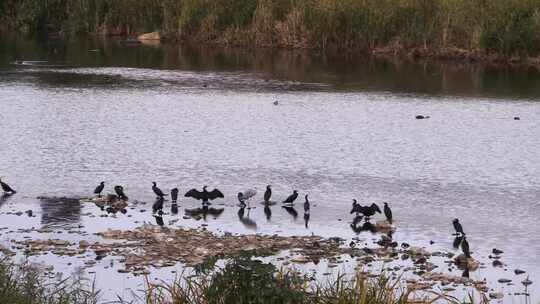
xmin=264 ymin=185 xmax=272 ymax=203
xmin=453 ymin=236 xmax=464 ymax=249
xmin=171 ymin=188 xmax=178 ymax=202
xmin=383 ymin=202 xmax=392 ymax=224
xmin=0 ymin=178 xmax=16 ymax=194
xmin=114 ymin=185 xmax=127 ymax=200
xmin=152 ymin=182 xmax=166 ymax=199
xmin=283 ymin=190 xmax=298 ymax=204
xmin=154 ymin=215 xmax=164 ymax=226
xmin=94 ymin=182 xmax=105 ymax=197
xmin=452 ymin=218 xmax=465 ymax=235
xmin=282 ymin=205 xmax=298 ymax=220
xmin=185 ymin=186 xmax=224 ymax=204
xmin=350 ymin=199 xmax=360 ymax=215
xmin=152 ymin=197 xmax=164 ymax=214
xmin=304 ymin=212 xmax=310 ymax=228
xmin=304 ymin=194 xmax=310 ymax=213
xmin=461 ymin=237 xmax=471 ymax=258
xmin=237 ymin=192 xmax=246 ymax=206
xmin=351 ymin=203 xmax=381 ymax=220
xmin=264 ymin=204 xmax=272 ymax=221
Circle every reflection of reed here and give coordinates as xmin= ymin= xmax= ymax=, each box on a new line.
xmin=39 ymin=197 xmax=81 ymax=228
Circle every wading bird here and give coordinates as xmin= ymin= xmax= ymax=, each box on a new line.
xmin=452 ymin=218 xmax=465 ymax=236
xmin=282 ymin=190 xmax=298 ymax=204
xmin=0 ymin=178 xmax=16 ymax=194
xmin=94 ymin=181 xmax=105 ymax=197
xmin=304 ymin=194 xmax=310 ymax=213
xmin=185 ymin=186 xmax=224 ymax=205
xmin=264 ymin=185 xmax=272 ymax=203
xmin=383 ymin=202 xmax=392 ymax=224
xmin=114 ymin=185 xmax=128 ymax=200
xmin=152 ymin=182 xmax=166 ymax=199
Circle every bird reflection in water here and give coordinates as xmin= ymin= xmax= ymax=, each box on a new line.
xmin=237 ymin=206 xmax=257 ymax=230
xmin=39 ymin=197 xmax=81 ymax=228
xmin=154 ymin=215 xmax=164 ymax=226
xmin=264 ymin=204 xmax=272 ymax=221
xmin=184 ymin=205 xmax=224 ymax=221
xmin=152 ymin=197 xmax=164 ymax=215
xmin=0 ymin=193 xmax=14 ymax=206
xmin=452 ymin=236 xmax=464 ymax=249
xmin=350 ymin=218 xmax=377 ymax=234
xmin=282 ymin=205 xmax=298 ymax=220
xmin=171 ymin=203 xmax=179 ymax=215
xmin=303 ymin=212 xmax=310 ymax=228
xmin=461 ymin=268 xmax=469 ymax=278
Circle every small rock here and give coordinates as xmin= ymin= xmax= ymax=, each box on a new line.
xmin=489 ymin=292 xmax=504 ymax=299
xmin=514 ymin=117 xmax=520 ymax=120
xmin=498 ymin=278 xmax=512 ymax=283
xmin=492 ymin=248 xmax=504 ymax=255
xmin=514 ymin=269 xmax=526 ymax=275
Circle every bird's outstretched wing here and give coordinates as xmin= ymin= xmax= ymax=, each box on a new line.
xmin=207 ymin=189 xmax=224 ymax=200
xmin=185 ymin=189 xmax=204 ymax=200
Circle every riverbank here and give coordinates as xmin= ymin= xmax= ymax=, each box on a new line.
xmin=2 ymin=0 xmax=540 ymax=65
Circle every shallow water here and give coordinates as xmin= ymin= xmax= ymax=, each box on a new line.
xmin=0 ymin=37 xmax=539 ymax=302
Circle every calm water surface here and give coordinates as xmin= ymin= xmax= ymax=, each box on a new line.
xmin=0 ymin=37 xmax=539 ymax=303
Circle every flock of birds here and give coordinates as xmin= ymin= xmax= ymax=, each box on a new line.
xmin=0 ymin=178 xmax=473 ymax=262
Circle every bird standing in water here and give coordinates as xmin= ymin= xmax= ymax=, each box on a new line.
xmin=283 ymin=190 xmax=298 ymax=204
xmin=303 ymin=194 xmax=310 ymax=213
xmin=171 ymin=188 xmax=178 ymax=203
xmin=264 ymin=185 xmax=272 ymax=203
xmin=94 ymin=182 xmax=105 ymax=197
xmin=152 ymin=182 xmax=166 ymax=199
xmin=0 ymin=178 xmax=16 ymax=194
xmin=452 ymin=219 xmax=465 ymax=236
xmin=383 ymin=202 xmax=392 ymax=224
xmin=114 ymin=185 xmax=128 ymax=200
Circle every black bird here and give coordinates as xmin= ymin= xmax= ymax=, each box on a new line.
xmin=152 ymin=182 xmax=166 ymax=199
xmin=185 ymin=186 xmax=224 ymax=204
xmin=461 ymin=237 xmax=471 ymax=258
xmin=114 ymin=185 xmax=128 ymax=200
xmin=282 ymin=190 xmax=298 ymax=204
xmin=351 ymin=203 xmax=381 ymax=220
xmin=154 ymin=215 xmax=164 ymax=226
xmin=264 ymin=185 xmax=272 ymax=203
xmin=350 ymin=199 xmax=360 ymax=215
xmin=453 ymin=236 xmax=464 ymax=249
xmin=94 ymin=182 xmax=105 ymax=197
xmin=0 ymin=178 xmax=16 ymax=194
xmin=171 ymin=188 xmax=178 ymax=202
xmin=383 ymin=202 xmax=392 ymax=224
xmin=237 ymin=192 xmax=246 ymax=206
xmin=152 ymin=197 xmax=164 ymax=214
xmin=282 ymin=205 xmax=298 ymax=219
xmin=264 ymin=204 xmax=272 ymax=221
xmin=452 ymin=218 xmax=465 ymax=235
xmin=304 ymin=194 xmax=310 ymax=213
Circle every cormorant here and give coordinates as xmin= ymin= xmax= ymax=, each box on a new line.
xmin=152 ymin=197 xmax=164 ymax=214
xmin=350 ymin=203 xmax=381 ymax=220
xmin=171 ymin=188 xmax=178 ymax=202
xmin=237 ymin=192 xmax=246 ymax=206
xmin=461 ymin=237 xmax=471 ymax=258
xmin=383 ymin=202 xmax=392 ymax=224
xmin=264 ymin=185 xmax=272 ymax=203
xmin=114 ymin=185 xmax=127 ymax=200
xmin=94 ymin=182 xmax=105 ymax=197
xmin=152 ymin=182 xmax=166 ymax=199
xmin=282 ymin=190 xmax=298 ymax=204
xmin=185 ymin=186 xmax=224 ymax=204
xmin=304 ymin=194 xmax=310 ymax=213
xmin=452 ymin=218 xmax=465 ymax=235
xmin=350 ymin=199 xmax=360 ymax=215
xmin=0 ymin=178 xmax=16 ymax=194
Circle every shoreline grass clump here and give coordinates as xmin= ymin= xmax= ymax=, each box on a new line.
xmin=1 ymin=0 xmax=540 ymax=59
xmin=0 ymin=258 xmax=99 ymax=304
xmin=144 ymin=254 xmax=486 ymax=304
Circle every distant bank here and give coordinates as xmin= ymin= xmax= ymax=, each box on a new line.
xmin=1 ymin=0 xmax=540 ymax=65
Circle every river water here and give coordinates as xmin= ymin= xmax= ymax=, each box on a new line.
xmin=0 ymin=37 xmax=539 ymax=303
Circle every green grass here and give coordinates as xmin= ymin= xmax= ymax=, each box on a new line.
xmin=1 ymin=0 xmax=540 ymax=57
xmin=0 ymin=258 xmax=99 ymax=304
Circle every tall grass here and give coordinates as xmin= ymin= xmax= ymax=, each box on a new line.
xmin=0 ymin=258 xmax=99 ymax=304
xmin=1 ymin=0 xmax=540 ymax=56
